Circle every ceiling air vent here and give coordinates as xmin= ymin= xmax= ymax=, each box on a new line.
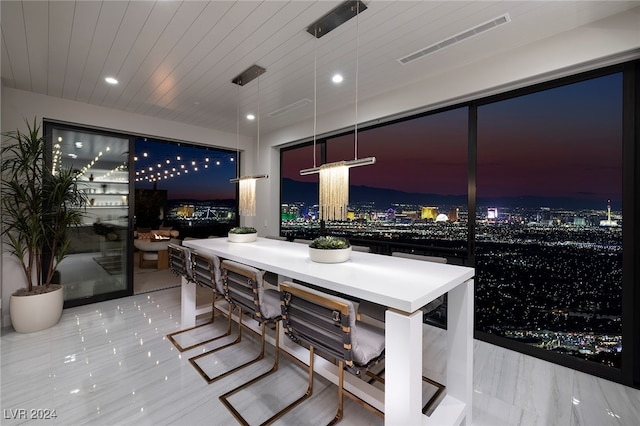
xmin=267 ymin=98 xmax=312 ymax=118
xmin=398 ymin=13 xmax=510 ymax=65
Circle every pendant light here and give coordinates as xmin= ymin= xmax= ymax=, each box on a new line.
xmin=230 ymin=65 xmax=268 ymax=217
xmin=300 ymin=0 xmax=375 ymax=221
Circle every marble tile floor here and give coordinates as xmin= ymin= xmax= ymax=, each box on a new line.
xmin=0 ymin=287 xmax=381 ymax=426
xmin=1 ymin=287 xmax=639 ymax=426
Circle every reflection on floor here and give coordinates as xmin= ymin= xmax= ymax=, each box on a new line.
xmin=134 ymin=268 xmax=181 ymax=294
xmin=56 ymin=252 xmax=126 ymax=301
xmin=2 ymin=286 xmax=638 ymax=425
xmin=54 ymin=251 xmax=181 ymax=301
xmin=133 ymin=252 xmax=180 ymax=295
xmin=93 ymin=254 xmax=123 ymax=275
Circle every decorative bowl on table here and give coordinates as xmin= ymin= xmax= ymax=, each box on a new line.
xmin=228 ymin=227 xmax=258 ymax=243
xmin=308 ymin=236 xmax=352 ymax=263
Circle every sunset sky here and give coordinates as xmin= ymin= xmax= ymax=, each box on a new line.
xmin=284 ymin=72 xmax=623 ymax=207
xmin=138 ymin=72 xmax=622 ymax=208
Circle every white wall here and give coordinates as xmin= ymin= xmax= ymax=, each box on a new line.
xmin=255 ymin=7 xmax=640 ymax=238
xmin=0 ymin=87 xmax=252 ymax=327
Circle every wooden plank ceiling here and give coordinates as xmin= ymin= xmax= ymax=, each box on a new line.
xmin=2 ymin=1 xmax=638 ymax=137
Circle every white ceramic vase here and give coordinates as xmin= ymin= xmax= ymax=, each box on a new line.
xmin=228 ymin=232 xmax=258 ymax=243
xmin=10 ymin=285 xmax=64 ymax=333
xmin=308 ymin=246 xmax=352 ymax=263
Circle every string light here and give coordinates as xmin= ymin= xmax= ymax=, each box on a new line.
xmin=134 ymin=151 xmax=233 ymax=183
xmin=75 ymin=147 xmax=109 ymax=179
xmin=52 ymin=143 xmax=62 ymax=175
xmin=94 ymin=161 xmax=128 ymax=181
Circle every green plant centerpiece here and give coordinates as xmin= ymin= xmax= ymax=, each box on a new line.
xmin=1 ymin=118 xmax=87 ymax=333
xmin=308 ymin=236 xmax=352 ymax=263
xmin=229 ymin=226 xmax=257 ymax=234
xmin=309 ymin=236 xmax=351 ymax=250
xmin=228 ymin=226 xmax=258 ymax=243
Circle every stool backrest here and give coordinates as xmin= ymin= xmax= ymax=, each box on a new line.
xmin=168 ymin=243 xmax=192 ymax=280
xmin=280 ymin=281 xmax=359 ymax=374
xmin=222 ymin=260 xmax=279 ymax=322
xmin=191 ymin=251 xmax=222 ymax=292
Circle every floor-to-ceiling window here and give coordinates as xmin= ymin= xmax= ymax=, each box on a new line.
xmin=280 ymin=61 xmax=638 ymax=387
xmin=475 ymin=73 xmax=624 ymax=370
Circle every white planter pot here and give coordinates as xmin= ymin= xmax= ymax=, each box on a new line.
xmin=228 ymin=232 xmax=258 ymax=243
xmin=10 ymin=285 xmax=64 ymax=333
xmin=309 ymin=246 xmax=352 ymax=263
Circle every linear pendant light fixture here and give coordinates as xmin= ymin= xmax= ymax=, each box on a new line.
xmin=230 ymin=65 xmax=268 ymax=217
xmin=300 ymin=0 xmax=375 ymax=221
xmin=307 ymin=0 xmax=367 ymax=38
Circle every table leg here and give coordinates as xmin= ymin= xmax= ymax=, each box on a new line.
xmin=385 ymin=308 xmax=423 ymax=425
xmin=157 ymin=249 xmax=169 ymax=270
xmin=181 ymin=276 xmax=196 ymax=329
xmin=447 ymin=279 xmax=474 ymax=426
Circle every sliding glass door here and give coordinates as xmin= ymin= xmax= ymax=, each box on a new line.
xmin=45 ymin=121 xmax=133 ymax=307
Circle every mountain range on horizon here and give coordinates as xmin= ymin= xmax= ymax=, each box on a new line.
xmin=281 ymin=178 xmax=616 ymax=211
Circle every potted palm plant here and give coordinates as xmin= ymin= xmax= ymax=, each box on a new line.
xmin=1 ymin=119 xmax=87 ymax=333
xmin=228 ymin=226 xmax=258 ymax=243
xmin=308 ymin=236 xmax=352 ymax=263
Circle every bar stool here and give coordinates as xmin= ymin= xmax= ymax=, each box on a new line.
xmin=259 ymin=281 xmax=385 ymax=425
xmin=166 ymin=245 xmax=232 ymax=352
xmin=189 ymin=260 xmax=281 ymax=384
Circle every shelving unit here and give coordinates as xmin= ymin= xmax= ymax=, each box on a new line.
xmin=80 ymin=175 xmax=129 ymax=224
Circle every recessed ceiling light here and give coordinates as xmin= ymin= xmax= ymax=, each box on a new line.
xmin=75 ymin=141 xmax=83 ymax=148
xmin=332 ymin=74 xmax=343 ymax=84
xmin=105 ymin=77 xmax=118 ymax=85
xmin=246 ymin=114 xmax=255 ymax=120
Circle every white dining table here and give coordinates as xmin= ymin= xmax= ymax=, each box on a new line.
xmin=182 ymin=237 xmax=474 ymax=426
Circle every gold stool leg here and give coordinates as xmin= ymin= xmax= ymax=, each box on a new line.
xmin=166 ymin=292 xmax=233 ymax=352
xmin=188 ymin=304 xmax=243 ymax=383
xmin=219 ymin=322 xmax=282 ymax=425
xmin=327 ymin=360 xmax=345 ymax=425
xmin=258 ymin=345 xmax=316 ymax=426
xmin=422 ymin=376 xmax=446 ymax=415
xmin=189 ymin=306 xmax=273 ymax=384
